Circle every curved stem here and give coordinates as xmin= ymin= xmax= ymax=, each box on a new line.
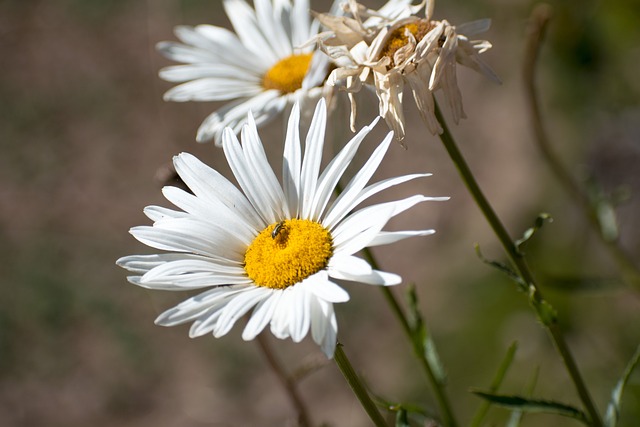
xmin=334 ymin=343 xmax=389 ymax=427
xmin=433 ymin=102 xmax=603 ymax=427
xmin=523 ymin=3 xmax=640 ymax=290
xmin=363 ymin=248 xmax=459 ymax=427
xmin=255 ymin=333 xmax=312 ymax=427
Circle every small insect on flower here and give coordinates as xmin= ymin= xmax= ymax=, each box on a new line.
xmin=271 ymin=220 xmax=286 ymax=239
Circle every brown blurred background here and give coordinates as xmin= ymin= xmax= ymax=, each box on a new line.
xmin=1 ymin=0 xmax=639 ymax=426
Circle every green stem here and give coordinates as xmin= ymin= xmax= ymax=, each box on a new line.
xmin=334 ymin=343 xmax=388 ymax=427
xmin=363 ymin=248 xmax=459 ymax=427
xmin=434 ymin=102 xmax=603 ymax=427
xmin=522 ymin=4 xmax=640 ymax=291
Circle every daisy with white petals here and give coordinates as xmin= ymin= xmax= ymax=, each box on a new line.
xmin=157 ymin=0 xmax=332 ymax=145
xmin=317 ymin=0 xmax=500 ymax=141
xmin=117 ymin=99 xmax=446 ymax=357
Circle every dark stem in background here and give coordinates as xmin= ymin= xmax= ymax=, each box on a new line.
xmin=523 ymin=3 xmax=640 ymax=290
xmin=255 ymin=332 xmax=312 ymax=427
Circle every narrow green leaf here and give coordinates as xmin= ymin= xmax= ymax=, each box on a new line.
xmin=470 ymin=342 xmax=518 ymax=427
xmin=604 ymin=343 xmax=640 ymax=427
xmin=475 ymin=244 xmax=527 ymax=291
xmin=541 ymin=275 xmax=622 ymax=291
xmin=506 ymin=366 xmax=540 ymax=427
xmin=406 ymin=286 xmax=447 ymax=385
xmin=514 ymin=213 xmax=552 ymax=254
xmin=471 ymin=390 xmax=589 ymax=424
xmin=395 ymin=408 xmax=410 ymax=427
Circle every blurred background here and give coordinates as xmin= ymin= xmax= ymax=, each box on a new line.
xmin=1 ymin=0 xmax=639 ymax=426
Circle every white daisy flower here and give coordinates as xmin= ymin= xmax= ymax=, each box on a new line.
xmin=157 ymin=0 xmax=333 ymax=145
xmin=117 ymin=99 xmax=446 ymax=358
xmin=316 ymin=0 xmax=500 ymax=141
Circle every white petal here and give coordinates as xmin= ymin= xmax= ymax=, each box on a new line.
xmin=288 ymin=286 xmax=311 ymax=342
xmin=162 ymin=185 xmax=255 ymax=245
xmin=193 ymin=24 xmax=268 ymax=72
xmin=300 ymin=272 xmax=350 ymax=303
xmin=368 ymin=230 xmax=436 ymax=247
xmin=300 ymin=99 xmax=327 ymax=219
xmin=326 ymin=173 xmax=431 ymax=230
xmin=242 ymin=291 xmax=282 ymax=340
xmin=117 ymin=253 xmax=201 ymax=273
xmin=197 ymin=90 xmax=285 ymax=145
xmin=163 ymin=78 xmax=262 ymax=102
xmin=241 ymin=112 xmax=289 ymax=219
xmin=156 ymin=41 xmax=218 ymax=63
xmin=223 ymin=0 xmax=279 ymax=64
xmin=141 ymin=258 xmax=245 ymax=283
xmin=155 ymin=286 xmax=248 ymax=326
xmin=159 ymin=63 xmax=261 ymax=84
xmin=328 ymin=255 xmax=372 ymax=276
xmin=333 ymin=195 xmax=443 ymax=250
xmin=310 ymin=299 xmax=337 ymax=358
xmin=214 ymin=287 xmax=271 ymax=337
xmin=323 ymin=131 xmax=394 ymax=229
xmin=282 ymin=102 xmax=302 ymax=217
xmin=291 ymin=0 xmax=312 ymax=46
xmin=223 ymin=128 xmax=277 ymax=225
xmin=329 ymin=268 xmax=401 ymax=286
xmin=270 ymin=289 xmax=293 ymax=339
xmin=144 ymin=205 xmax=187 ymax=222
xmin=130 ymin=220 xmax=242 ymax=260
xmin=254 ymin=0 xmax=292 ymax=57
xmin=173 ymin=153 xmax=262 ymax=231
xmin=309 ymin=117 xmax=378 ymax=221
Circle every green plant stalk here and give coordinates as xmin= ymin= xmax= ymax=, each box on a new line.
xmin=363 ymin=248 xmax=459 ymax=427
xmin=334 ymin=344 xmax=389 ymax=427
xmin=433 ymin=102 xmax=603 ymax=427
xmin=522 ymin=4 xmax=640 ymax=291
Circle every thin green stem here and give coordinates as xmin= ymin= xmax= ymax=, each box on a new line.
xmin=434 ymin=102 xmax=603 ymax=427
xmin=334 ymin=343 xmax=388 ymax=427
xmin=523 ymin=4 xmax=640 ymax=290
xmin=362 ymin=248 xmax=459 ymax=427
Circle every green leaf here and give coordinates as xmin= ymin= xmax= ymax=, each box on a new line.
xmin=395 ymin=408 xmax=410 ymax=427
xmin=515 ymin=213 xmax=552 ymax=254
xmin=604 ymin=343 xmax=640 ymax=427
xmin=406 ymin=285 xmax=447 ymax=385
xmin=470 ymin=342 xmax=518 ymax=427
xmin=471 ymin=390 xmax=589 ymax=424
xmin=506 ymin=366 xmax=540 ymax=427
xmin=474 ymin=244 xmax=527 ymax=291
xmin=514 ymin=213 xmax=551 ymax=250
xmin=526 ymin=285 xmax=558 ymax=326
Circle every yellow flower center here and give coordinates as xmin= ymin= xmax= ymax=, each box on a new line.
xmin=244 ymin=219 xmax=333 ymax=289
xmin=379 ymin=20 xmax=434 ymax=67
xmin=262 ymin=53 xmax=313 ymax=93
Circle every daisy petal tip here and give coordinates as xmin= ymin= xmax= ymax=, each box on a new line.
xmin=384 ymin=273 xmax=402 ymax=286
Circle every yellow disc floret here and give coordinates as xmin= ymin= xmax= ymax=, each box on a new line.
xmin=262 ymin=53 xmax=313 ymax=94
xmin=244 ymin=219 xmax=333 ymax=289
xmin=379 ymin=20 xmax=434 ymax=67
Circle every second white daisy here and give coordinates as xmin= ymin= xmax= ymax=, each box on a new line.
xmin=117 ymin=99 xmax=447 ymax=357
xmin=157 ymin=0 xmax=331 ymax=145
